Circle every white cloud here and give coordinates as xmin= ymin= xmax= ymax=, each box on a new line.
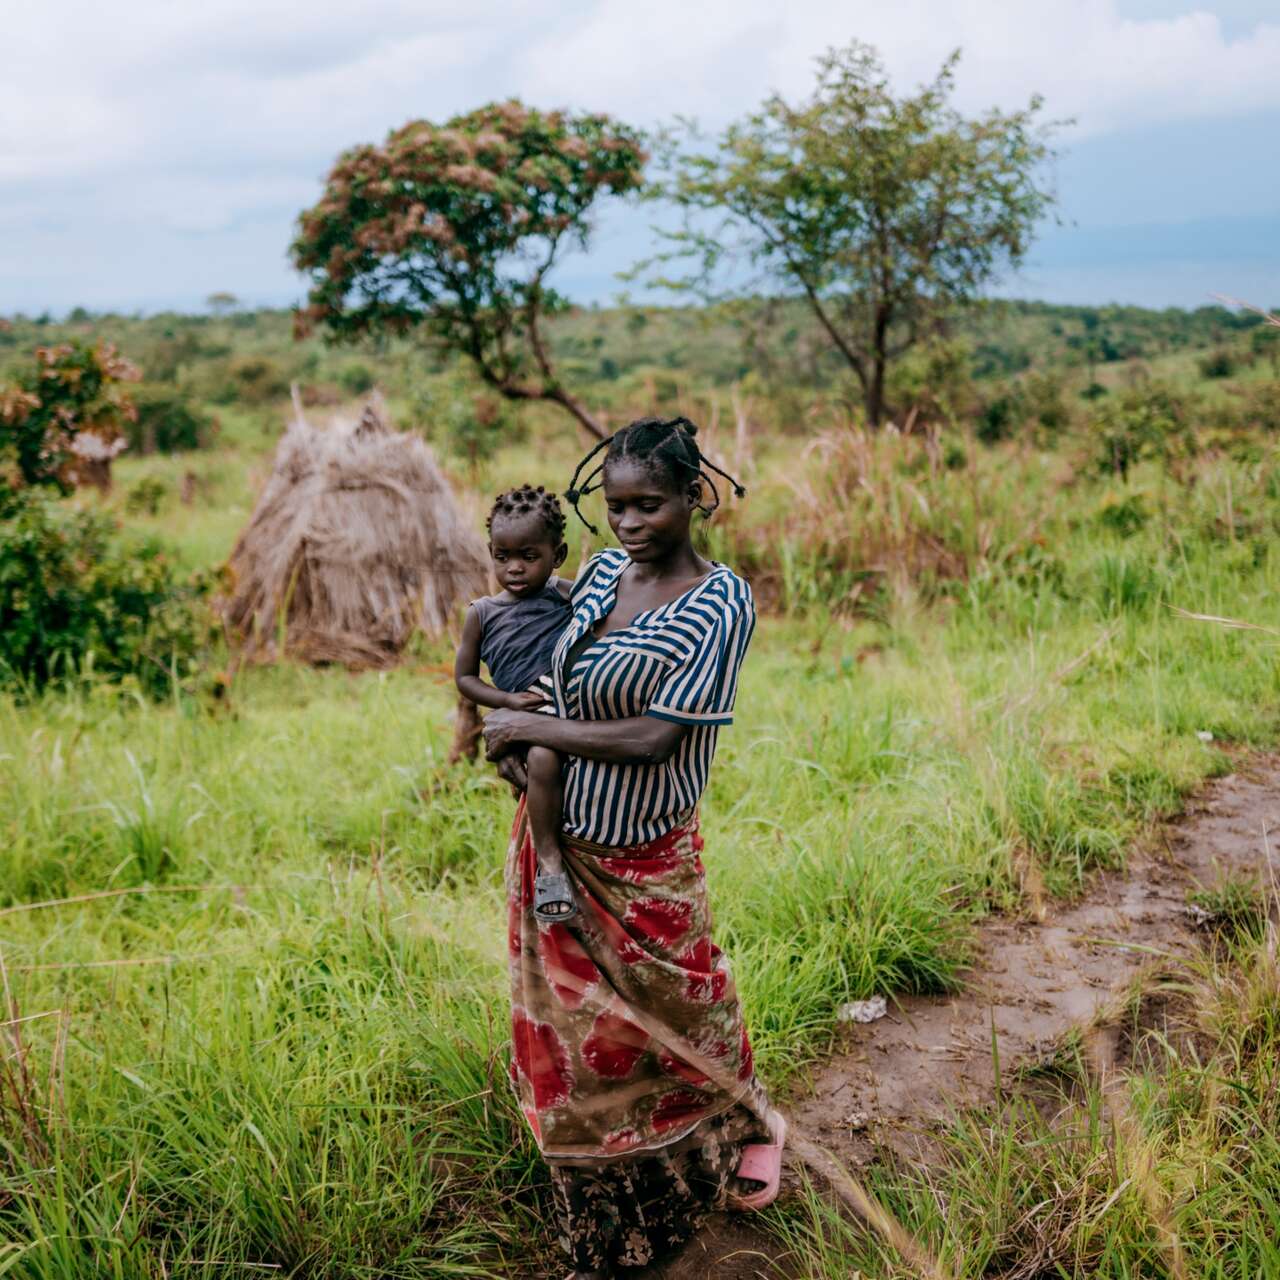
xmin=1 ymin=0 xmax=1278 ymax=310
xmin=515 ymin=0 xmax=1280 ymax=137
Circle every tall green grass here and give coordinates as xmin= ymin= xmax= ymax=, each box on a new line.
xmin=5 ymin=436 xmax=1280 ymax=1274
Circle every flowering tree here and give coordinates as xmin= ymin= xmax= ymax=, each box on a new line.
xmin=292 ymin=101 xmax=647 ymax=439
xmin=0 ymin=342 xmax=139 ymax=495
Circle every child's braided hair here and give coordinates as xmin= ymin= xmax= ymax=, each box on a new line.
xmin=485 ymin=484 xmax=566 ymax=544
xmin=564 ymin=416 xmax=746 ymax=534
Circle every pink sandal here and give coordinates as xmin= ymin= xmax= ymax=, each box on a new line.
xmin=726 ymin=1115 xmax=788 ymax=1211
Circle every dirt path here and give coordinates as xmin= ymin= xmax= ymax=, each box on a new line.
xmin=648 ymin=754 xmax=1280 ymax=1279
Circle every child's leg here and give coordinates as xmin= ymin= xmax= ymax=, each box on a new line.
xmin=525 ymin=745 xmax=566 ymax=887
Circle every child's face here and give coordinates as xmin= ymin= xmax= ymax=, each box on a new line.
xmin=489 ymin=512 xmax=566 ymax=598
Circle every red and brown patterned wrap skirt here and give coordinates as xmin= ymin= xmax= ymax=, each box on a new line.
xmin=505 ymin=798 xmax=778 ymax=1271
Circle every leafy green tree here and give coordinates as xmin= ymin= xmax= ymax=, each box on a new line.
xmin=292 ymin=100 xmax=646 ymax=439
xmin=651 ymin=42 xmax=1058 ymax=425
xmin=1093 ymin=383 xmax=1195 ymax=482
xmin=0 ymin=341 xmax=139 ymax=495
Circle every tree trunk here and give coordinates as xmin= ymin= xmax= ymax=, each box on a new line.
xmin=448 ymin=694 xmax=483 ymax=764
xmin=866 ymin=356 xmax=886 ymax=428
xmin=867 ymin=302 xmax=890 ymax=427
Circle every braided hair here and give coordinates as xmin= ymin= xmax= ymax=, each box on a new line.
xmin=486 ymin=484 xmax=566 ymax=545
xmin=564 ymin=417 xmax=746 ymax=534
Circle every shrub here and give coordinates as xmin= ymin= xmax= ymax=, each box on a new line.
xmin=340 ymin=363 xmax=375 ymax=396
xmin=1096 ymin=492 xmax=1148 ymax=538
xmin=977 ymin=393 xmax=1016 ymax=443
xmin=125 ymin=475 xmax=170 ymax=516
xmin=127 ymin=383 xmax=216 ymax=453
xmin=1232 ymin=381 xmax=1280 ymax=434
xmin=1092 ymin=381 xmax=1196 ymax=481
xmin=1198 ymin=347 xmax=1237 ymax=379
xmin=0 ymin=492 xmax=208 ymax=696
xmin=885 ymin=338 xmax=980 ymax=428
xmin=199 ymin=355 xmax=290 ymax=406
xmin=1022 ymin=370 xmax=1071 ymax=435
xmin=412 ymin=371 xmax=524 ymax=474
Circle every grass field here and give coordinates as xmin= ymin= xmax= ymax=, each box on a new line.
xmin=6 ymin=291 xmax=1280 ymax=1273
xmin=6 ymin=387 xmax=1280 ymax=1276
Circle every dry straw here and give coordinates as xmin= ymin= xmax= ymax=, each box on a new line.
xmin=222 ymin=393 xmax=488 ymax=668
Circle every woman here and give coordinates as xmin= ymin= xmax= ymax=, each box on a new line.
xmin=482 ymin=417 xmax=785 ymax=1279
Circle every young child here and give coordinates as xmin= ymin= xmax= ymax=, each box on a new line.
xmin=454 ymin=485 xmax=577 ymax=922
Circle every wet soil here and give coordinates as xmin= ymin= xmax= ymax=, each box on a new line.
xmin=646 ymin=754 xmax=1280 ymax=1279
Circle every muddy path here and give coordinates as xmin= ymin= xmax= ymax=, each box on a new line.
xmin=647 ymin=754 xmax=1280 ymax=1279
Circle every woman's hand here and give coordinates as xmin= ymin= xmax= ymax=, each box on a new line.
xmin=483 ymin=708 xmax=535 ymax=761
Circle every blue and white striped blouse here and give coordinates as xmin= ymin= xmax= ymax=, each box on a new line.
xmin=550 ymin=548 xmax=756 ymax=848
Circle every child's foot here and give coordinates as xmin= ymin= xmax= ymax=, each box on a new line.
xmin=533 ymin=846 xmax=578 ymax=922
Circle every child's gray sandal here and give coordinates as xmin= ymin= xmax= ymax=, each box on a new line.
xmin=533 ymin=873 xmax=579 ymax=924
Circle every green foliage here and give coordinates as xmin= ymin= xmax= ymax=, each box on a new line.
xmin=1199 ymin=346 xmax=1238 ymax=378
xmin=128 ymin=382 xmax=216 ymax=452
xmin=977 ymin=391 xmax=1017 ymax=443
xmin=0 ymin=340 xmax=139 ymax=492
xmin=292 ymin=100 xmax=647 ymax=437
xmin=976 ymin=371 xmax=1070 ymax=444
xmin=653 ymin=41 xmax=1057 ymax=423
xmin=202 ymin=354 xmax=290 ymax=406
xmin=124 ymin=473 xmax=170 ymax=515
xmin=884 ymin=338 xmax=978 ymax=426
xmin=0 ymin=492 xmax=207 ymax=696
xmin=339 ymin=362 xmax=375 ymax=395
xmin=1096 ymin=491 xmax=1149 ymax=538
xmin=1232 ymin=380 xmax=1280 ymax=434
xmin=1092 ymin=381 xmax=1196 ymax=481
xmin=413 ymin=370 xmax=522 ymax=474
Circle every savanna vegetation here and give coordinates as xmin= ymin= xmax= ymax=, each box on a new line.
xmin=5 ymin=40 xmax=1280 ymax=1280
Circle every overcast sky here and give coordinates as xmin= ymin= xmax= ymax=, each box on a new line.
xmin=3 ymin=0 xmax=1278 ymax=314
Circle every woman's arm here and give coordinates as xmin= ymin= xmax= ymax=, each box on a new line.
xmin=483 ymin=708 xmax=688 ymax=767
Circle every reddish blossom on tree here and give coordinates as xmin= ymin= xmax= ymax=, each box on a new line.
xmin=0 ymin=341 xmax=139 ymax=494
xmin=291 ymin=100 xmax=646 ymax=439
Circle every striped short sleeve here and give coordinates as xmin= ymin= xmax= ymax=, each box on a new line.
xmin=645 ymin=578 xmax=755 ymax=727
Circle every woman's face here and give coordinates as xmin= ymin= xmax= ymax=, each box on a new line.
xmin=602 ymin=458 xmax=699 ymax=564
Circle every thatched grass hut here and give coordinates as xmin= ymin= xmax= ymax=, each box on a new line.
xmin=223 ymin=395 xmax=489 ymax=670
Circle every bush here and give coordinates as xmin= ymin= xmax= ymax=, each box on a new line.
xmin=1232 ymin=381 xmax=1280 ymax=434
xmin=1022 ymin=371 xmax=1071 ymax=435
xmin=340 ymin=363 xmax=375 ymax=396
xmin=1096 ymin=492 xmax=1148 ymax=538
xmin=977 ymin=393 xmax=1016 ymax=443
xmin=412 ymin=371 xmax=523 ymax=473
xmin=127 ymin=383 xmax=216 ymax=453
xmin=1092 ymin=381 xmax=1196 ymax=481
xmin=125 ymin=475 xmax=170 ymax=515
xmin=198 ymin=355 xmax=290 ymax=406
xmin=0 ymin=493 xmax=208 ymax=696
xmin=1199 ymin=347 xmax=1237 ymax=379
